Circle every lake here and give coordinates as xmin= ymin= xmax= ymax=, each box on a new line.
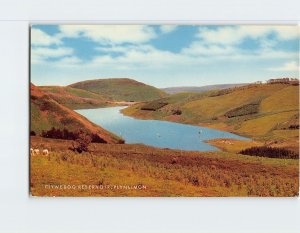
xmin=76 ymin=106 xmax=249 ymax=151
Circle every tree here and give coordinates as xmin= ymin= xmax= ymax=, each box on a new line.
xmin=30 ymin=130 xmax=36 ymax=136
xmin=71 ymin=130 xmax=92 ymax=153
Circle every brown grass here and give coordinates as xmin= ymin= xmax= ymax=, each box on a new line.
xmin=30 ymin=137 xmax=299 ymax=197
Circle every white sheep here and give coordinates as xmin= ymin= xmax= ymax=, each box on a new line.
xmin=33 ymin=149 xmax=40 ymax=155
xmin=42 ymin=149 xmax=49 ymax=156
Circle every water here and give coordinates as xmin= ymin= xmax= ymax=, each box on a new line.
xmin=76 ymin=106 xmax=249 ymax=151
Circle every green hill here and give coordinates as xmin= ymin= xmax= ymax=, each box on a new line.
xmin=68 ymin=78 xmax=168 ymax=102
xmin=39 ymin=86 xmax=109 ymax=109
xmin=30 ymin=84 xmax=122 ymax=143
xmin=123 ymin=83 xmax=299 ymax=150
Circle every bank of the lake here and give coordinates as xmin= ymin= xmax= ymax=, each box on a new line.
xmin=76 ymin=106 xmax=249 ymax=152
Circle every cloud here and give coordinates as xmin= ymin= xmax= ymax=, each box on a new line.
xmin=182 ymin=43 xmax=236 ymax=56
xmin=197 ymin=25 xmax=299 ymax=45
xmin=91 ymin=45 xmax=188 ymax=68
xmin=31 ymin=28 xmax=61 ymax=46
xmin=32 ymin=25 xmax=299 ymax=77
xmin=31 ymin=47 xmax=74 ymax=64
xmin=182 ymin=25 xmax=299 ymax=60
xmin=160 ymin=25 xmax=178 ymax=34
xmin=268 ymin=61 xmax=299 ymax=72
xmin=58 ymin=25 xmax=157 ymax=44
xmin=37 ymin=40 xmax=298 ymax=71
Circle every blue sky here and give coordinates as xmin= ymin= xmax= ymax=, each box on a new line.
xmin=31 ymin=25 xmax=299 ymax=88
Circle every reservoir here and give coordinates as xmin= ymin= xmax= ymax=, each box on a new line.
xmin=76 ymin=106 xmax=249 ymax=151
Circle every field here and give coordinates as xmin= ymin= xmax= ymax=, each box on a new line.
xmin=30 ymin=136 xmax=299 ymax=197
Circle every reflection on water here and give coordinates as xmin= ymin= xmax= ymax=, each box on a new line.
xmin=76 ymin=106 xmax=249 ymax=151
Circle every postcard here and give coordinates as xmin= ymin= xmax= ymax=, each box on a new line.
xmin=30 ymin=25 xmax=299 ymax=197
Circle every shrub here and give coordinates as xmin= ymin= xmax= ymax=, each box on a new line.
xmin=30 ymin=130 xmax=36 ymax=136
xmin=41 ymin=127 xmax=106 ymax=143
xmin=91 ymin=133 xmax=107 ymax=143
xmin=60 ymin=117 xmax=76 ymax=125
xmin=239 ymin=146 xmax=299 ymax=159
xmin=39 ymin=101 xmax=52 ymax=111
xmin=171 ymin=109 xmax=182 ymax=115
xmin=118 ymin=139 xmax=125 ymax=144
xmin=70 ymin=131 xmax=92 ymax=153
xmin=41 ymin=127 xmax=64 ymax=139
xmin=289 ymin=124 xmax=299 ymax=129
xmin=141 ymin=102 xmax=168 ymax=111
xmin=225 ymin=102 xmax=259 ymax=118
xmin=188 ymin=176 xmax=200 ymax=186
xmin=209 ymin=89 xmax=232 ymax=97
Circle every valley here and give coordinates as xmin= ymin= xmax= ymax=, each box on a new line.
xmin=30 ymin=78 xmax=299 ymax=197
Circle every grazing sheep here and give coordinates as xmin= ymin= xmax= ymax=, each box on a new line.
xmin=30 ymin=148 xmax=34 ymax=156
xmin=33 ymin=149 xmax=40 ymax=155
xmin=42 ymin=149 xmax=49 ymax=156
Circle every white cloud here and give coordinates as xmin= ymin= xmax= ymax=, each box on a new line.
xmin=58 ymin=25 xmax=156 ymax=44
xmin=31 ymin=28 xmax=61 ymax=46
xmin=96 ymin=45 xmax=134 ymax=53
xmin=32 ymin=25 xmax=299 ymax=75
xmin=182 ymin=25 xmax=299 ymax=60
xmin=268 ymin=61 xmax=299 ymax=72
xmin=197 ymin=25 xmax=299 ymax=45
xmin=91 ymin=45 xmax=188 ymax=68
xmin=182 ymin=43 xmax=236 ymax=56
xmin=38 ymin=42 xmax=298 ymax=71
xmin=31 ymin=47 xmax=74 ymax=64
xmin=160 ymin=25 xmax=178 ymax=34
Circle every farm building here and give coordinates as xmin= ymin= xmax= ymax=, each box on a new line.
xmin=267 ymin=78 xmax=299 ymax=85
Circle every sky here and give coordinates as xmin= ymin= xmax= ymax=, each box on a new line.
xmin=31 ymin=25 xmax=299 ymax=88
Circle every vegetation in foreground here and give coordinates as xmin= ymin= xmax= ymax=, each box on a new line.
xmin=239 ymin=146 xmax=299 ymax=159
xmin=30 ymin=137 xmax=299 ymax=197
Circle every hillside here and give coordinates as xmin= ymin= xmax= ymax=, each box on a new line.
xmin=39 ymin=86 xmax=110 ymax=109
xmin=30 ymin=84 xmax=122 ymax=143
xmin=123 ymin=83 xmax=299 ymax=150
xmin=162 ymin=83 xmax=248 ymax=94
xmin=68 ymin=78 xmax=168 ymax=102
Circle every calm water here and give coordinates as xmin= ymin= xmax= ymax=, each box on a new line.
xmin=76 ymin=106 xmax=249 ymax=151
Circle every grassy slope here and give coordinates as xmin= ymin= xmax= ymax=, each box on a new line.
xmin=30 ymin=84 xmax=122 ymax=143
xmin=123 ymin=84 xmax=299 ymax=150
xmin=30 ymin=136 xmax=299 ymax=197
xmin=68 ymin=78 xmax=168 ymax=102
xmin=161 ymin=83 xmax=248 ymax=94
xmin=39 ymin=86 xmax=111 ymax=109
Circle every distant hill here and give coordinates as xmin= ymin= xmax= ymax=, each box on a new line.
xmin=39 ymin=86 xmax=109 ymax=109
xmin=161 ymin=83 xmax=249 ymax=94
xmin=123 ymin=83 xmax=299 ymax=151
xmin=30 ymin=84 xmax=122 ymax=143
xmin=69 ymin=78 xmax=168 ymax=102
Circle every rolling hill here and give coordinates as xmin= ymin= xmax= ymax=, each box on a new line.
xmin=123 ymin=83 xmax=299 ymax=150
xmin=39 ymin=86 xmax=109 ymax=109
xmin=161 ymin=83 xmax=248 ymax=94
xmin=30 ymin=84 xmax=123 ymax=143
xmin=68 ymin=78 xmax=168 ymax=102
